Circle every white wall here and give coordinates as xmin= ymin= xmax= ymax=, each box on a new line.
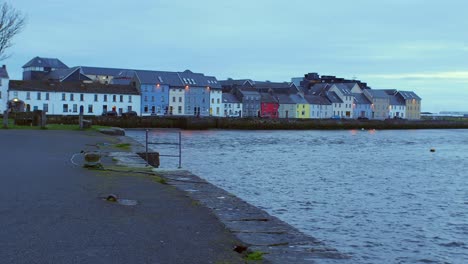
xmin=389 ymin=105 xmax=406 ymax=118
xmin=210 ymin=89 xmax=224 ymax=117
xmin=169 ymin=88 xmax=185 ymax=115
xmin=8 ymin=90 xmax=141 ymax=116
xmin=0 ymin=77 xmax=8 ymax=113
xmin=224 ymin=102 xmax=242 ymax=117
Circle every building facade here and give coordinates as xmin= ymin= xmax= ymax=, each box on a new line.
xmin=0 ymin=66 xmax=9 ymax=113
xmin=8 ymin=81 xmax=140 ymax=116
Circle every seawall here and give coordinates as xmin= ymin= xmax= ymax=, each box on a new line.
xmin=42 ymin=115 xmax=468 ymax=130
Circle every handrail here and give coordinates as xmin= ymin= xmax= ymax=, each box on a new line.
xmin=145 ymin=129 xmax=182 ymax=168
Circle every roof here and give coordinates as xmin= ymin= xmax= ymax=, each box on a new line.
xmin=289 ymin=94 xmax=308 ymax=104
xmin=388 ymin=94 xmax=405 ymax=106
xmin=23 ymin=57 xmax=68 ymax=69
xmin=353 ymin=93 xmax=371 ymax=105
xmin=178 ymin=70 xmax=221 ymax=89
xmin=8 ymin=80 xmax=139 ymax=95
xmin=42 ymin=67 xmax=93 ymax=82
xmin=80 ymin=66 xmax=129 ymax=77
xmin=366 ymin=89 xmax=389 ymax=99
xmin=325 ymin=91 xmax=343 ymax=103
xmin=275 ymin=94 xmax=295 ymax=104
xmin=260 ymin=92 xmax=278 ymax=103
xmin=397 ymin=90 xmax=421 ymax=100
xmin=0 ymin=66 xmax=9 ymax=78
xmin=135 ymin=70 xmax=182 ymax=86
xmin=304 ymin=95 xmax=332 ymax=105
xmin=219 ymin=79 xmax=254 ymax=87
xmin=238 ymin=88 xmax=260 ymax=96
xmin=308 ymin=83 xmax=331 ymax=95
xmin=332 ymin=83 xmax=352 ymax=95
xmin=222 ymin=93 xmax=241 ymax=104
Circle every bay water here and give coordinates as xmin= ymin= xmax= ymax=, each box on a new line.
xmin=127 ymin=129 xmax=468 ymax=263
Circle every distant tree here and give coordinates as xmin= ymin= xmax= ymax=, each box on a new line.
xmin=0 ymin=2 xmax=26 ymax=60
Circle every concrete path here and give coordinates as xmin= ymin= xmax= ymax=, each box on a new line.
xmin=0 ymin=130 xmax=246 ymax=264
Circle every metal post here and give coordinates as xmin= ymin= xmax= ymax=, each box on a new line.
xmin=178 ymin=131 xmax=182 ymax=168
xmin=145 ymin=129 xmax=149 ymax=166
xmin=3 ymin=110 xmax=8 ymax=129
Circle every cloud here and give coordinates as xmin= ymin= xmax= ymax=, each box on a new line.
xmin=362 ymin=71 xmax=468 ymax=81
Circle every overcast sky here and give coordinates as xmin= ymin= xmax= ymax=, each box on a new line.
xmin=4 ymin=0 xmax=468 ymax=112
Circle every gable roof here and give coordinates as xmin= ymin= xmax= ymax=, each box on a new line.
xmin=397 ymin=91 xmax=421 ymax=100
xmin=332 ymin=83 xmax=352 ymax=95
xmin=80 ymin=66 xmax=129 ymax=77
xmin=304 ymin=94 xmax=332 ymax=105
xmin=325 ymin=91 xmax=343 ymax=103
xmin=260 ymin=92 xmax=278 ymax=103
xmin=366 ymin=89 xmax=389 ymax=99
xmin=289 ymin=94 xmax=308 ymax=104
xmin=135 ymin=70 xmax=182 ymax=86
xmin=353 ymin=93 xmax=371 ymax=105
xmin=22 ymin=57 xmax=68 ymax=69
xmin=222 ymin=93 xmax=241 ymax=104
xmin=308 ymin=83 xmax=331 ymax=95
xmin=8 ymin=80 xmax=139 ymax=95
xmin=388 ymin=94 xmax=406 ymax=105
xmin=0 ymin=66 xmax=9 ymax=78
xmin=276 ymin=94 xmax=295 ymax=104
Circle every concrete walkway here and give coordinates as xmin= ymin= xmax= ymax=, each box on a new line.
xmin=0 ymin=130 xmax=246 ymax=264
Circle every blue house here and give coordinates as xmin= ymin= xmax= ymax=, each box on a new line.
xmin=133 ymin=70 xmax=182 ymax=116
xmin=178 ymin=70 xmax=213 ymax=117
xmin=352 ymin=93 xmax=372 ymax=119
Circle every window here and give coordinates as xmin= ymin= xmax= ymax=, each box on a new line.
xmin=45 ymin=93 xmax=49 ymax=100
xmin=151 ymin=106 xmax=155 ymax=114
xmin=144 ymin=106 xmax=148 ymax=113
xmin=43 ymin=103 xmax=48 ymax=113
xmin=63 ymin=104 xmax=69 ymax=112
xmin=173 ymin=97 xmax=176 ymax=102
xmin=179 ymin=97 xmax=182 ymax=102
xmin=112 ymin=95 xmax=116 ymax=102
xmin=217 ymin=98 xmax=220 ymax=104
xmin=70 ymin=94 xmax=74 ymax=101
xmin=88 ymin=104 xmax=93 ymax=113
xmin=103 ymin=105 xmax=108 ymax=113
xmin=94 ymin=94 xmax=98 ymax=102
xmin=127 ymin=106 xmax=132 ymax=112
xmin=120 ymin=95 xmax=123 ymax=102
xmin=13 ymin=91 xmax=18 ymax=97
xmin=128 ymin=96 xmax=132 ymax=103
xmin=80 ymin=94 xmax=84 ymax=101
xmin=33 ymin=106 xmax=38 ymax=111
xmin=26 ymin=92 xmax=31 ymax=100
xmin=211 ymin=98 xmax=214 ymax=104
xmin=73 ymin=104 xmax=77 ymax=113
xmin=161 ymin=96 xmax=164 ymax=102
xmin=151 ymin=96 xmax=155 ymax=102
xmin=0 ymin=91 xmax=2 ymax=99
xmin=144 ymin=96 xmax=148 ymax=102
xmin=37 ymin=92 xmax=41 ymax=100
xmin=104 ymin=95 xmax=107 ymax=102
xmin=178 ymin=106 xmax=182 ymax=114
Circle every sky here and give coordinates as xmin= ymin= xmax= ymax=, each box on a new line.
xmin=3 ymin=0 xmax=468 ymax=112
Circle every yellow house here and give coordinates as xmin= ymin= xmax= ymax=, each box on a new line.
xmin=290 ymin=94 xmax=310 ymax=118
xmin=397 ymin=91 xmax=421 ymax=120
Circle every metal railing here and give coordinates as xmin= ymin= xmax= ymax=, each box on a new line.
xmin=145 ymin=129 xmax=182 ymax=168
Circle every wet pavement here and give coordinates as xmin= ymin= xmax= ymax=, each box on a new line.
xmin=0 ymin=130 xmax=246 ymax=264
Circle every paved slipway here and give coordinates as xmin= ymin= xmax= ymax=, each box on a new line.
xmin=0 ymin=129 xmax=348 ymax=264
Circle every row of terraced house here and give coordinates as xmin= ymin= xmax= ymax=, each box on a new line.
xmin=0 ymin=57 xmax=421 ymax=120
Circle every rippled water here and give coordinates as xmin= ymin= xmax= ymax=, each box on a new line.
xmin=127 ymin=129 xmax=468 ymax=263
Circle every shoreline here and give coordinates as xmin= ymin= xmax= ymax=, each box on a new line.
xmin=118 ymin=134 xmax=349 ymax=263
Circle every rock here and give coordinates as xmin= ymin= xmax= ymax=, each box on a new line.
xmin=99 ymin=127 xmax=125 ymax=136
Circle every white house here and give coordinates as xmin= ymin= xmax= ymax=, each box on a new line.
xmin=222 ymin=93 xmax=242 ymax=117
xmin=0 ymin=65 xmax=9 ymax=113
xmin=8 ymin=80 xmax=141 ymax=116
xmin=169 ymin=87 xmax=185 ymax=115
xmin=305 ymin=94 xmax=332 ymax=119
xmin=329 ymin=84 xmax=354 ymax=118
xmin=210 ymin=88 xmax=223 ymax=117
